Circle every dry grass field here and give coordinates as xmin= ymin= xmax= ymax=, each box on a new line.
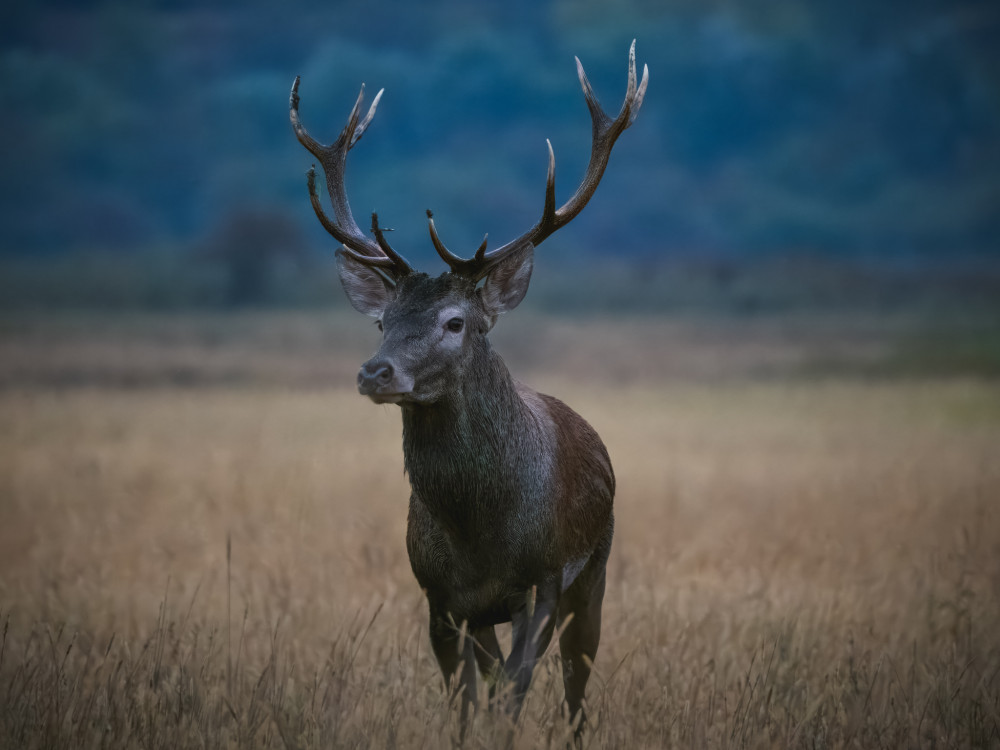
xmin=1 ymin=311 xmax=998 ymax=748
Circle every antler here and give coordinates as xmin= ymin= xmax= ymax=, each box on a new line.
xmin=429 ymin=40 xmax=648 ymax=281
xmin=290 ymin=77 xmax=413 ymax=281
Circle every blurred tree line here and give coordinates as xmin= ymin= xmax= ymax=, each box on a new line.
xmin=0 ymin=0 xmax=997 ymax=307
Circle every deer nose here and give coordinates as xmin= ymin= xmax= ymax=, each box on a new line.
xmin=358 ymin=360 xmax=394 ymax=392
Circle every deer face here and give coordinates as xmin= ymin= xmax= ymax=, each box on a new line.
xmin=337 ymin=245 xmax=533 ymax=405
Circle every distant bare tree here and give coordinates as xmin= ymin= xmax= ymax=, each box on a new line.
xmin=199 ymin=206 xmax=310 ymax=306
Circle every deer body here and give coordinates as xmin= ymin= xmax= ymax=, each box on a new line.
xmin=401 ymin=333 xmax=615 ymax=626
xmin=290 ymin=42 xmax=646 ymax=740
xmin=405 ymin=380 xmax=615 ymax=726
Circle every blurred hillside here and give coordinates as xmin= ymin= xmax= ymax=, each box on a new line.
xmin=1 ymin=0 xmax=998 ymax=282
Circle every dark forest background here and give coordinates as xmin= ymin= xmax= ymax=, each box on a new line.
xmin=1 ymin=0 xmax=998 ymax=310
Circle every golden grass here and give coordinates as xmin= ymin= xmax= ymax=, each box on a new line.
xmin=0 ymin=312 xmax=998 ymax=748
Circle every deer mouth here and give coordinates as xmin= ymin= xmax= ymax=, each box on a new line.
xmin=366 ymin=389 xmax=437 ymax=406
xmin=366 ymin=391 xmax=408 ymax=405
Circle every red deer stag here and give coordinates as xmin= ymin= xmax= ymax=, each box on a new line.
xmin=290 ymin=41 xmax=647 ymax=740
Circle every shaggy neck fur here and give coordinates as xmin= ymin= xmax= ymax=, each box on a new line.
xmin=400 ymin=341 xmax=549 ymax=541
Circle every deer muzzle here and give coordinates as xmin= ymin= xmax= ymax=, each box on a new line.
xmin=358 ymin=358 xmax=414 ymax=404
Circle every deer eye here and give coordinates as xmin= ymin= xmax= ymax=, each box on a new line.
xmin=375 ymin=319 xmax=383 ymax=332
xmin=446 ymin=317 xmax=464 ymax=333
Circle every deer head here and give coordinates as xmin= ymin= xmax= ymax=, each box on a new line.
xmin=291 ymin=42 xmax=647 ymax=405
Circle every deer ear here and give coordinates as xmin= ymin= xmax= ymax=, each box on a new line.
xmin=336 ymin=249 xmax=395 ymax=317
xmin=479 ymin=244 xmax=533 ymax=324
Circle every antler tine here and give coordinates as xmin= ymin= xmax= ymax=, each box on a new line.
xmin=370 ymin=212 xmax=413 ymax=270
xmin=426 ymin=210 xmax=465 ymax=266
xmin=290 ymin=77 xmax=412 ymax=280
xmin=576 ymin=56 xmax=612 ymax=134
xmin=436 ymin=41 xmax=647 ymax=281
xmin=426 ymin=210 xmax=492 ymax=278
xmin=352 ymin=88 xmax=383 ymax=147
xmin=628 ymin=44 xmax=649 ymax=128
xmin=289 ymin=77 xmax=323 ymax=156
xmin=541 ymin=138 xmax=557 ymax=233
xmin=474 ymin=234 xmax=488 ymax=262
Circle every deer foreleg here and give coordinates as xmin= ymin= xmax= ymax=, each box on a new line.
xmin=472 ymin=625 xmax=505 ymax=707
xmin=429 ymin=612 xmax=479 ymax=737
xmin=504 ymin=581 xmax=559 ymax=722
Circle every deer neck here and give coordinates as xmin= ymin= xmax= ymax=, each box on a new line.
xmin=400 ymin=347 xmax=535 ymax=513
